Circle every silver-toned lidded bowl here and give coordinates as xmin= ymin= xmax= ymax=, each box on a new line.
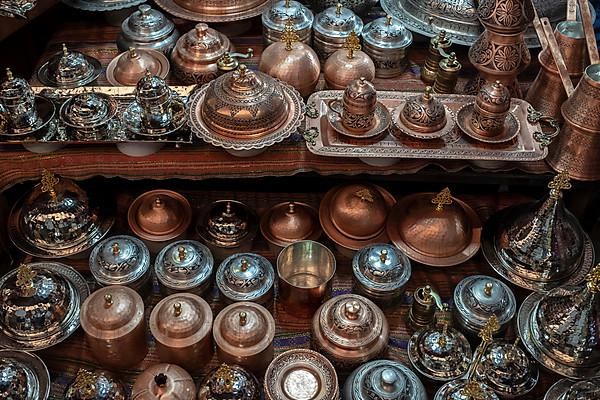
xmin=197 ymin=363 xmax=260 ymax=400
xmin=37 ymin=44 xmax=102 ymax=88
xmin=544 ymin=378 xmax=600 ymax=400
xmin=0 ymin=350 xmax=50 ymax=400
xmin=154 ymin=240 xmax=214 ymax=296
xmin=475 ymin=339 xmax=539 ymax=399
xmin=64 ymin=368 xmax=127 ymax=400
xmin=89 ymin=235 xmax=151 ymax=291
xmin=262 ymin=0 xmax=314 ymax=45
xmin=352 ymin=243 xmax=411 ymax=305
xmin=313 ymin=4 xmax=363 ymax=61
xmin=434 ymin=379 xmax=500 ymax=400
xmin=117 ymin=4 xmax=180 ymax=54
xmin=453 ymin=275 xmax=517 ymax=336
xmin=344 ymin=359 xmax=427 ymax=400
xmin=0 ymin=262 xmax=89 ymax=351
xmin=362 ymin=15 xmax=413 ymax=78
xmin=59 ymin=92 xmax=118 ymax=140
xmin=407 ymin=325 xmax=472 ymax=382
xmin=62 ymin=0 xmax=145 ymax=12
xmin=216 ymin=253 xmax=275 ymax=306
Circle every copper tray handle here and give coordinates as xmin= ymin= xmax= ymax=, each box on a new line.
xmin=577 ymin=0 xmax=600 ymax=64
xmin=527 ymin=106 xmax=559 ymax=149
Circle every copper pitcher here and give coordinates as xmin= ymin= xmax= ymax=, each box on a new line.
xmin=547 ymin=64 xmax=600 ymax=181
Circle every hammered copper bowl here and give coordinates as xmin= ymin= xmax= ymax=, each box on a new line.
xmin=277 ymin=240 xmax=336 ymax=318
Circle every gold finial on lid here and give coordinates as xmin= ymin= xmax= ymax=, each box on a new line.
xmin=215 ymin=364 xmax=237 ymax=391
xmin=128 ymin=47 xmax=138 ymax=58
xmin=104 ymin=293 xmax=113 ymax=307
xmin=461 ymin=380 xmax=484 ymax=400
xmin=41 ymin=169 xmax=59 ymax=202
xmin=72 ymin=369 xmax=98 ymax=397
xmin=585 ymin=263 xmax=600 ymax=293
xmin=385 ymin=15 xmax=393 ymax=26
xmin=379 ymin=249 xmax=388 ymax=263
xmin=431 ymin=187 xmax=452 ymax=211
xmin=16 ymin=263 xmax=36 ymax=296
xmin=483 ymin=282 xmax=493 ymax=297
xmin=178 ymin=246 xmax=187 ymax=262
xmin=548 ymin=171 xmax=571 ymax=199
xmin=281 ymin=19 xmax=299 ymax=51
xmin=284 ymin=0 xmax=291 ymax=7
xmin=344 ymin=300 xmax=361 ymax=319
xmin=423 ymin=86 xmax=433 ymax=100
xmin=344 ymin=31 xmax=361 ymax=59
xmin=335 ymin=2 xmax=342 ymax=15
xmin=111 ymin=243 xmax=120 ymax=256
xmin=239 ymin=311 xmax=247 ymax=326
xmin=5 ymin=68 xmax=13 ymax=81
xmin=354 ymin=188 xmax=374 ymax=202
xmin=479 ymin=314 xmax=500 ymax=343
xmin=62 ymin=43 xmax=69 ymax=56
xmin=173 ymin=302 xmax=182 ymax=317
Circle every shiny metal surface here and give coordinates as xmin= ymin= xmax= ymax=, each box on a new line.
xmin=260 ymin=201 xmax=321 ymax=250
xmin=37 ymin=44 xmax=101 ymax=88
xmin=0 ymin=350 xmax=50 ymax=400
xmin=310 ymin=0 xmax=376 ymax=16
xmin=264 ymin=349 xmax=339 ymax=400
xmin=469 ymin=81 xmax=511 ymax=138
xmin=408 ymin=285 xmax=443 ymax=331
xmin=313 ymin=4 xmax=363 ymax=61
xmin=331 ymin=77 xmax=377 ymax=133
xmin=421 ymin=31 xmax=452 ymax=85
xmin=216 ymin=253 xmax=274 ymax=305
xmin=197 ymin=200 xmax=258 ymax=254
xmin=362 ymin=15 xmax=413 ymax=78
xmin=323 ymin=33 xmax=375 ymax=90
xmin=59 ymin=92 xmax=118 ymax=140
xmin=262 ymin=0 xmax=313 ymax=45
xmin=433 ymin=52 xmax=462 ymax=94
xmin=197 ymin=364 xmax=260 ymax=400
xmin=457 ymin=103 xmax=521 ymax=144
xmin=65 ymin=368 xmax=126 ymax=400
xmin=344 ymin=359 xmax=426 ymax=400
xmin=117 ymin=5 xmax=180 ymax=54
xmin=154 ymin=0 xmax=269 ymax=22
xmin=327 ymin=100 xmax=391 ymax=140
xmin=132 ymin=363 xmax=196 ymax=400
xmin=0 ymin=68 xmax=39 ymax=134
xmin=154 ymin=240 xmax=214 ymax=295
xmin=0 ymin=262 xmax=89 ymax=351
xmin=62 ymin=0 xmax=145 ymax=11
xmin=106 ymin=48 xmax=170 ymax=87
xmin=544 ymin=378 xmax=600 ymax=400
xmin=277 ymin=240 xmax=336 ymax=317
xmin=434 ymin=379 xmax=500 ymax=400
xmin=134 ymin=71 xmax=174 ymax=134
xmin=399 ymin=86 xmax=447 ymax=136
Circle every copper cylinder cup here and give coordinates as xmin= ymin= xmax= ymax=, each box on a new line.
xmin=470 ymin=81 xmax=510 ymax=137
xmin=277 ymin=240 xmax=336 ymax=318
xmin=329 ymin=77 xmax=377 ymax=133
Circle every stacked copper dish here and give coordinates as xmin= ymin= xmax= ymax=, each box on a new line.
xmin=154 ymin=0 xmax=270 ymax=22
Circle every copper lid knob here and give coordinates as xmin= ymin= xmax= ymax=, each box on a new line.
xmin=344 ymin=300 xmax=362 ymax=320
xmin=173 ymin=302 xmax=182 ymax=317
xmin=104 ymin=293 xmax=113 ymax=307
xmin=239 ymin=311 xmax=247 ymax=326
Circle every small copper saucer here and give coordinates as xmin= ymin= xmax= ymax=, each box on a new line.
xmin=106 ymin=49 xmax=170 ymax=87
xmin=123 ymin=98 xmax=187 ymax=137
xmin=319 ymin=184 xmax=396 ymax=250
xmin=327 ymin=100 xmax=391 ymax=139
xmin=456 ymin=103 xmax=520 ymax=144
xmin=391 ymin=101 xmax=455 ymax=140
xmin=0 ymin=96 xmax=55 ymax=137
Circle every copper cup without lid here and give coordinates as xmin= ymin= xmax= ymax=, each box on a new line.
xmin=259 ymin=201 xmax=321 ymax=254
xmin=213 ymin=301 xmax=275 ymax=376
xmin=132 ymin=363 xmax=196 ymax=400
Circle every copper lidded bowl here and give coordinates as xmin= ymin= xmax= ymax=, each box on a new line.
xmin=352 ymin=243 xmax=411 ymax=306
xmin=155 ymin=0 xmax=270 ymax=23
xmin=312 ymin=293 xmax=389 ymax=370
xmin=264 ymin=349 xmax=339 ymax=400
xmin=154 ymin=240 xmax=214 ymax=296
xmin=343 ymin=359 xmax=427 ymax=400
xmin=65 ymin=368 xmax=126 ymax=400
xmin=544 ymin=379 xmax=600 ymax=400
xmin=106 ymin=48 xmax=170 ymax=86
xmin=0 ymin=262 xmax=89 ymax=351
xmin=397 ymin=86 xmax=450 ymax=139
xmin=386 ymin=188 xmax=481 ymax=267
xmin=197 ymin=364 xmax=260 ymax=400
xmin=362 ymin=15 xmax=413 ymax=78
xmin=313 ymin=4 xmax=363 ymax=62
xmin=323 ymin=45 xmax=376 ymax=90
xmin=37 ymin=44 xmax=102 ymax=88
xmin=260 ymin=201 xmax=321 ymax=255
xmin=117 ymin=4 xmax=180 ymax=54
xmin=59 ymin=92 xmax=119 ymax=140
xmin=0 ymin=350 xmax=50 ymax=400
xmin=262 ymin=0 xmax=314 ymax=45
xmin=149 ymin=293 xmax=213 ymax=372
xmin=132 ymin=363 xmax=196 ymax=400
xmin=216 ymin=252 xmax=275 ymax=307
xmin=213 ymin=301 xmax=275 ymax=375
xmin=80 ymin=285 xmax=147 ymax=370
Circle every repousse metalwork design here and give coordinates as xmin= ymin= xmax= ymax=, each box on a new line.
xmin=65 ymin=368 xmax=126 ymax=400
xmin=216 ymin=253 xmax=274 ymax=303
xmin=0 ymin=350 xmax=50 ymax=400
xmin=154 ymin=240 xmax=214 ymax=293
xmin=198 ymin=364 xmax=260 ymax=400
xmin=89 ymin=235 xmax=150 ymax=288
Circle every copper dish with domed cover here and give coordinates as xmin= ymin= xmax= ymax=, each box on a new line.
xmin=0 ymin=350 xmax=50 ymax=400
xmin=106 ymin=48 xmax=170 ymax=87
xmin=386 ymin=188 xmax=481 ymax=267
xmin=260 ymin=201 xmax=321 ymax=255
xmin=155 ymin=0 xmax=270 ymax=23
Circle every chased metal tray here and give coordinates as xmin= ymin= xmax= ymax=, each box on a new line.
xmin=303 ymin=90 xmax=549 ymax=162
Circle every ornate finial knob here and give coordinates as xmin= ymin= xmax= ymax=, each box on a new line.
xmin=240 ymin=259 xmax=249 ymax=272
xmin=585 ymin=263 xmax=600 ymax=293
xmin=344 ymin=300 xmax=362 ymax=319
xmin=344 ymin=31 xmax=361 ymax=59
xmin=41 ymin=169 xmax=59 ymax=202
xmin=225 ymin=201 xmax=233 ymax=216
xmin=354 ymin=188 xmax=374 ymax=202
xmin=385 ymin=15 xmax=393 ymax=26
xmin=111 ymin=242 xmax=120 ymax=256
xmin=62 ymin=43 xmax=69 ymax=56
xmin=215 ymin=364 xmax=237 ymax=391
xmin=16 ymin=264 xmax=36 ymax=296
xmin=177 ymin=246 xmax=187 ymax=262
xmin=423 ymin=86 xmax=433 ymax=100
xmin=139 ymin=4 xmax=151 ymax=14
xmin=379 ymin=249 xmax=388 ymax=262
xmin=479 ymin=314 xmax=500 ymax=343
xmin=284 ymin=0 xmax=291 ymax=7
xmin=462 ymin=380 xmax=484 ymax=400
xmin=281 ymin=19 xmax=299 ymax=51
xmin=548 ymin=171 xmax=571 ymax=199
xmin=438 ymin=324 xmax=448 ymax=348
xmin=506 ymin=337 xmax=520 ymax=362
xmin=239 ymin=311 xmax=247 ymax=326
xmin=287 ymin=202 xmax=296 ymax=214
xmin=423 ymin=285 xmax=432 ymax=300
xmin=144 ymin=69 xmax=152 ymax=79
xmin=483 ymin=282 xmax=493 ymax=297
xmin=446 ymin=52 xmax=458 ymax=67
xmin=104 ymin=293 xmax=113 ymax=307
xmin=335 ymin=2 xmax=342 ymax=15
xmin=72 ymin=369 xmax=98 ymax=397
xmin=195 ymin=23 xmax=208 ymax=37
xmin=153 ymin=197 xmax=163 ymax=208
xmin=380 ymin=368 xmax=397 ymax=391
xmin=128 ymin=47 xmax=138 ymax=58
xmin=431 ymin=187 xmax=453 ymax=211
xmin=173 ymin=302 xmax=182 ymax=317
xmin=5 ymin=68 xmax=13 ymax=81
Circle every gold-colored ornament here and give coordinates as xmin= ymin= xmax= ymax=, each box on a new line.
xmin=40 ymin=169 xmax=59 ymax=202
xmin=16 ymin=263 xmax=36 ymax=297
xmin=215 ymin=364 xmax=237 ymax=392
xmin=478 ymin=314 xmax=500 ymax=343
xmin=355 ymin=188 xmax=375 ymax=203
xmin=343 ymin=31 xmax=361 ymax=59
xmin=461 ymin=380 xmax=484 ymax=400
xmin=281 ymin=20 xmax=299 ymax=52
xmin=585 ymin=263 xmax=600 ymax=293
xmin=71 ymin=369 xmax=98 ymax=398
xmin=431 ymin=187 xmax=453 ymax=211
xmin=548 ymin=171 xmax=572 ymax=198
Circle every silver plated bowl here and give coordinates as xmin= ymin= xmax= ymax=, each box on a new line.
xmin=0 ymin=350 xmax=50 ymax=400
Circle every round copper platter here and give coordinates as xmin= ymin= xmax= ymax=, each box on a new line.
xmin=386 ymin=193 xmax=481 ymax=267
xmin=319 ymin=184 xmax=396 ymax=251
xmin=154 ymin=0 xmax=270 ymax=22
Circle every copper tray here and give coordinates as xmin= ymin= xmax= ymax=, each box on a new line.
xmin=303 ymin=90 xmax=549 ymax=162
xmin=154 ymin=0 xmax=270 ymax=22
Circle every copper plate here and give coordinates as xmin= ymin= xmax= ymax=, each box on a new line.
xmin=319 ymin=184 xmax=396 ymax=251
xmin=481 ymin=206 xmax=595 ymax=293
xmin=386 ymin=193 xmax=481 ymax=267
xmin=456 ymin=104 xmax=521 ymax=144
xmin=154 ymin=0 xmax=270 ymax=22
xmin=392 ymin=100 xmax=455 ymax=140
xmin=327 ymin=101 xmax=391 ymax=139
xmin=105 ymin=50 xmax=170 ymax=87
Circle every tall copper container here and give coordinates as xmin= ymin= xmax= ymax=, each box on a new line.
xmin=149 ymin=293 xmax=213 ymax=372
xmin=547 ymin=64 xmax=600 ymax=181
xmin=80 ymin=285 xmax=147 ymax=370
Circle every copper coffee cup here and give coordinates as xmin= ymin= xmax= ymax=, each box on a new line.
xmin=277 ymin=240 xmax=336 ymax=317
xmin=329 ymin=77 xmax=377 ymax=132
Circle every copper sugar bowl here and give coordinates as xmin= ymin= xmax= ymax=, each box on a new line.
xmin=65 ymin=368 xmax=126 ymax=400
xmin=127 ymin=189 xmax=192 ymax=253
xmin=323 ymin=32 xmax=375 ymax=90
xmin=132 ymin=364 xmax=196 ymax=400
xmin=213 ymin=301 xmax=275 ymax=375
xmin=330 ymin=76 xmax=377 ymax=133
xmin=197 ymin=200 xmax=258 ymax=261
xmin=262 ymin=0 xmax=313 ymax=45
xmin=259 ymin=201 xmax=321 ymax=255
xmin=264 ymin=349 xmax=339 ymax=400
xmin=215 ymin=253 xmax=275 ymax=307
xmin=106 ymin=48 xmax=170 ymax=86
xmin=117 ymin=4 xmax=180 ymax=54
xmin=398 ymin=86 xmax=447 ymax=137
xmin=470 ymin=80 xmax=511 ymax=138
xmin=149 ymin=293 xmax=213 ymax=372
xmin=362 ymin=15 xmax=413 ymax=78
xmin=80 ymin=285 xmax=147 ymax=370
xmin=312 ymin=293 xmax=389 ymax=370
xmin=197 ymin=364 xmax=260 ymax=400
xmin=313 ymin=4 xmax=363 ymax=62
xmin=0 ymin=350 xmax=50 ymax=400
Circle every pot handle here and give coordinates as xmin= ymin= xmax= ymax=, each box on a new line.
xmin=527 ymin=106 xmax=559 ymax=149
xmin=328 ymin=99 xmax=343 ymax=117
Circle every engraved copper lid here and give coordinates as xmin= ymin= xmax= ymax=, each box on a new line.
xmin=262 ymin=0 xmax=314 ymax=33
xmin=172 ymin=23 xmax=231 ymax=69
xmin=107 ymin=48 xmax=170 ymax=86
xmin=198 ymin=200 xmax=258 ymax=249
xmin=400 ymin=87 xmax=447 ymax=133
xmin=344 ymin=77 xmax=377 ymax=113
xmin=154 ymin=240 xmax=214 ymax=291
xmin=0 ymin=262 xmax=89 ymax=351
xmin=475 ymin=338 xmax=539 ymax=398
xmin=362 ymin=15 xmax=413 ymax=49
xmin=386 ymin=188 xmax=482 ymax=267
xmin=213 ymin=302 xmax=275 ymax=357
xmin=150 ymin=293 xmax=213 ymax=348
xmin=319 ymin=183 xmax=396 ymax=250
xmin=80 ymin=285 xmax=144 ymax=341
xmin=454 ymin=275 xmax=517 ymax=333
xmin=408 ymin=325 xmax=472 ymax=382
xmin=89 ymin=235 xmax=151 ymax=287
xmin=323 ymin=34 xmax=376 ymax=89
xmin=475 ymin=80 xmax=510 ymax=115
xmin=0 ymin=68 xmax=33 ymax=104
xmin=121 ymin=5 xmax=177 ymax=44
xmin=38 ymin=44 xmax=101 ymax=88
xmin=60 ymin=93 xmax=118 ymax=129
xmin=200 ymin=65 xmax=289 ymax=139
xmin=128 ymin=189 xmax=192 ymax=242
xmin=344 ymin=359 xmax=427 ymax=400
xmin=197 ymin=364 xmax=260 ymax=400
xmin=544 ymin=379 xmax=600 ymax=400
xmin=0 ymin=350 xmax=50 ymax=400
xmin=434 ymin=379 xmax=500 ymax=400
xmin=264 ymin=349 xmax=339 ymax=400
xmin=352 ymin=243 xmax=411 ymax=298
xmin=216 ymin=253 xmax=274 ymax=302
xmin=313 ymin=4 xmax=363 ymax=39
xmin=132 ymin=364 xmax=196 ymax=399
xmin=260 ymin=202 xmax=321 ymax=247
xmin=65 ymin=368 xmax=126 ymax=400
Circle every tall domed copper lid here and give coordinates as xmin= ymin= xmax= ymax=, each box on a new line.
xmin=260 ymin=202 xmax=321 ymax=247
xmin=197 ymin=364 xmax=260 ymax=400
xmin=150 ymin=293 xmax=213 ymax=348
xmin=198 ymin=200 xmax=258 ymax=249
xmin=475 ymin=80 xmax=510 ymax=115
xmin=132 ymin=364 xmax=196 ymax=399
xmin=386 ymin=188 xmax=482 ymax=267
xmin=213 ymin=302 xmax=274 ymax=356
xmin=173 ymin=23 xmax=231 ymax=66
xmin=128 ymin=189 xmax=192 ymax=242
xmin=107 ymin=48 xmax=169 ymax=86
xmin=399 ymin=87 xmax=447 ymax=135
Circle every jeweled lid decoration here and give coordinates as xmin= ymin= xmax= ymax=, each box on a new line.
xmin=197 ymin=364 xmax=260 ymax=400
xmin=0 ymin=350 xmax=50 ymax=400
xmin=65 ymin=368 xmax=126 ymax=400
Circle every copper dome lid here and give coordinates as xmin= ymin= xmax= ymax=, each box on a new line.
xmin=386 ymin=188 xmax=482 ymax=267
xmin=128 ymin=189 xmax=192 ymax=242
xmin=106 ymin=48 xmax=170 ymax=87
xmin=65 ymin=368 xmax=126 ymax=400
xmin=399 ymin=87 xmax=447 ymax=135
xmin=0 ymin=350 xmax=50 ymax=400
xmin=132 ymin=364 xmax=196 ymax=399
xmin=171 ymin=0 xmax=267 ymax=18
xmin=323 ymin=33 xmax=376 ymax=90
xmin=260 ymin=202 xmax=321 ymax=247
xmin=38 ymin=44 xmax=101 ymax=88
xmin=200 ymin=65 xmax=289 ymax=139
xmin=197 ymin=364 xmax=260 ymax=400
xmin=198 ymin=200 xmax=258 ymax=249
xmin=319 ymin=183 xmax=396 ymax=250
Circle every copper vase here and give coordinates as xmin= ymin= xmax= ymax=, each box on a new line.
xmin=546 ymin=64 xmax=600 ymax=181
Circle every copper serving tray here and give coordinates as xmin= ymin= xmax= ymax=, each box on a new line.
xmin=303 ymin=90 xmax=549 ymax=162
